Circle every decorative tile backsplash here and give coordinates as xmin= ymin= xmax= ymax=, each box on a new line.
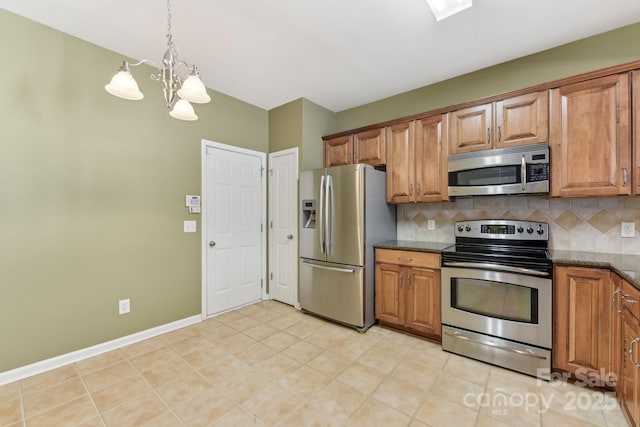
xmin=397 ymin=196 xmax=640 ymax=255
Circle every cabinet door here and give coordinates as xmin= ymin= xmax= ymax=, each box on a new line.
xmin=622 ymin=309 xmax=640 ymax=426
xmin=495 ymin=91 xmax=549 ymax=149
xmin=611 ymin=274 xmax=624 ymax=393
xmin=324 ymin=135 xmax=353 ymax=167
xmin=634 ymin=71 xmax=640 ymax=195
xmin=550 ymin=74 xmax=631 ymax=197
xmin=554 ymin=266 xmax=611 ymax=381
xmin=354 ymin=128 xmax=386 ymax=166
xmin=405 ymin=267 xmax=441 ymax=337
xmin=375 ymin=263 xmax=405 ymax=326
xmin=415 ymin=115 xmax=449 ymax=203
xmin=386 ymin=121 xmax=415 ymax=203
xmin=449 ymin=103 xmax=492 ymax=154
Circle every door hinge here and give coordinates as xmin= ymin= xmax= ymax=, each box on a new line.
xmin=270 ymin=221 xmax=273 ymax=229
xmin=261 ymin=166 xmax=265 ymax=177
xmin=261 ymin=278 xmax=264 ymax=288
xmin=270 ymin=169 xmax=273 ymax=177
xmin=261 ymin=223 xmax=264 ymax=232
xmin=270 ymin=272 xmax=273 ymax=280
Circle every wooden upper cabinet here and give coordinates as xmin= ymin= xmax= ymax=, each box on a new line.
xmin=634 ymin=71 xmax=640 ymax=195
xmin=324 ymin=135 xmax=352 ymax=167
xmin=450 ymin=91 xmax=549 ymax=154
xmin=386 ymin=115 xmax=448 ymax=204
xmin=324 ymin=129 xmax=385 ymax=167
xmin=495 ymin=91 xmax=548 ymax=149
xmin=354 ymin=128 xmax=385 ymax=166
xmin=550 ymin=73 xmax=631 ymax=197
xmin=386 ymin=121 xmax=415 ymax=203
xmin=554 ymin=266 xmax=612 ymax=382
xmin=415 ymin=115 xmax=449 ymax=203
xmin=449 ymin=103 xmax=492 ymax=154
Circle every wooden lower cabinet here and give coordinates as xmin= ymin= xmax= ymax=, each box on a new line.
xmin=553 ymin=266 xmax=612 ymax=383
xmin=622 ymin=309 xmax=640 ymax=426
xmin=621 ymin=280 xmax=640 ymax=426
xmin=375 ymin=249 xmax=441 ymax=338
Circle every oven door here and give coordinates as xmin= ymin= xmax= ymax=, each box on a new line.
xmin=441 ymin=266 xmax=551 ymax=349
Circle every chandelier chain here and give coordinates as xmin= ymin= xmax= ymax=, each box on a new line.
xmin=165 ymin=0 xmax=175 ymax=54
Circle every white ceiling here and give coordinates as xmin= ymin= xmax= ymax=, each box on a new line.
xmin=2 ymin=0 xmax=640 ymax=112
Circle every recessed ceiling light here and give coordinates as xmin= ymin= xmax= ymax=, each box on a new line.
xmin=426 ymin=0 xmax=472 ymax=21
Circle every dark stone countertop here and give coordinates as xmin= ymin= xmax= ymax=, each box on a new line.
xmin=550 ymin=250 xmax=640 ymax=288
xmin=374 ymin=241 xmax=640 ymax=289
xmin=374 ymin=240 xmax=452 ymax=254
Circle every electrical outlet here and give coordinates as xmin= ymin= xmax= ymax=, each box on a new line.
xmin=119 ymin=298 xmax=130 ymax=315
xmin=621 ymin=222 xmax=636 ymax=238
xmin=427 ymin=219 xmax=436 ymax=230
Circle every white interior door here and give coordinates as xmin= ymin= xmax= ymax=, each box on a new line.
xmin=202 ymin=141 xmax=266 ymax=317
xmin=268 ymin=148 xmax=298 ymax=306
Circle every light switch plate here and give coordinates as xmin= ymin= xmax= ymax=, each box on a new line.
xmin=427 ymin=219 xmax=436 ymax=230
xmin=184 ymin=220 xmax=197 ymax=233
xmin=621 ymin=222 xmax=635 ymax=238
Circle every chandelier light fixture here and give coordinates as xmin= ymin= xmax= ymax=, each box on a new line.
xmin=426 ymin=0 xmax=472 ymax=21
xmin=104 ymin=0 xmax=210 ymax=121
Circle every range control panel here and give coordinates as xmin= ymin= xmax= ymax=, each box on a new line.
xmin=454 ymin=220 xmax=548 ymax=241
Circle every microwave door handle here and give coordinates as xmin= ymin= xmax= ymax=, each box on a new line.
xmin=319 ymin=175 xmax=325 ymax=253
xmin=521 ymin=155 xmax=526 ymax=191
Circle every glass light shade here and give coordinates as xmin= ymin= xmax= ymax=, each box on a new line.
xmin=426 ymin=0 xmax=472 ymax=21
xmin=169 ymin=99 xmax=198 ymax=121
xmin=104 ymin=70 xmax=144 ymax=100
xmin=177 ymin=75 xmax=211 ymax=103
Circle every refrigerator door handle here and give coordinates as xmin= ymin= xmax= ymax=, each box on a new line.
xmin=302 ymin=260 xmax=355 ymax=273
xmin=319 ymin=175 xmax=325 ymax=253
xmin=327 ymin=174 xmax=334 ymax=254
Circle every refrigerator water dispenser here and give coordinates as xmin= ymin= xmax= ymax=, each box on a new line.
xmin=302 ymin=199 xmax=316 ymax=228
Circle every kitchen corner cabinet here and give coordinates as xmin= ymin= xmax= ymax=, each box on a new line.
xmin=611 ymin=273 xmax=623 ymax=395
xmin=621 ymin=279 xmax=640 ymax=426
xmin=554 ymin=266 xmax=612 ymax=383
xmin=550 ymin=73 xmax=631 ymax=197
xmin=449 ymin=91 xmax=548 ymax=154
xmin=634 ymin=71 xmax=640 ymax=196
xmin=324 ymin=128 xmax=385 ymax=167
xmin=375 ymin=249 xmax=441 ymax=338
xmin=386 ymin=115 xmax=449 ymax=204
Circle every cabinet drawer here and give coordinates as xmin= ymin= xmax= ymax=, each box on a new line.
xmin=622 ymin=280 xmax=640 ymax=321
xmin=375 ymin=249 xmax=440 ymax=269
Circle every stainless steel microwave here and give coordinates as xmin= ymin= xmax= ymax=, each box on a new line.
xmin=447 ymin=143 xmax=550 ymax=197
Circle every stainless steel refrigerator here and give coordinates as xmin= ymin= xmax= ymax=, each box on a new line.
xmin=299 ymin=164 xmax=396 ymax=331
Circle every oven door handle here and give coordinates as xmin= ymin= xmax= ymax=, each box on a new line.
xmin=444 ymin=330 xmax=548 ymax=360
xmin=442 ymin=261 xmax=550 ymax=277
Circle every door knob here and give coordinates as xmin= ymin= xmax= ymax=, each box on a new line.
xmin=287 ymin=234 xmax=294 ymax=240
xmin=209 ymin=241 xmax=216 ymax=248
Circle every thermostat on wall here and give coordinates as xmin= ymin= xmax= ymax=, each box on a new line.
xmin=186 ymin=195 xmax=201 ymax=214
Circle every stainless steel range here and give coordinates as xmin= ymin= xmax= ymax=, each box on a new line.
xmin=441 ymin=219 xmax=552 ymax=380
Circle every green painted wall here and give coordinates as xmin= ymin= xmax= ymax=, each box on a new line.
xmin=268 ymin=98 xmax=335 ymax=171
xmin=301 ymin=99 xmax=336 ymax=171
xmin=0 ymin=9 xmax=268 ymax=372
xmin=335 ymin=21 xmax=640 ymax=132
xmin=268 ymin=99 xmax=303 ymax=154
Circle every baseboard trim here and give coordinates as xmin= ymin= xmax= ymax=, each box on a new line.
xmin=0 ymin=314 xmax=202 ymax=387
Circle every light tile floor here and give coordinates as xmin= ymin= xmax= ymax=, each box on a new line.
xmin=0 ymin=300 xmax=630 ymax=426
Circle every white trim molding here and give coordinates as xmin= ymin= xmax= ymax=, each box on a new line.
xmin=0 ymin=315 xmax=201 ymax=387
